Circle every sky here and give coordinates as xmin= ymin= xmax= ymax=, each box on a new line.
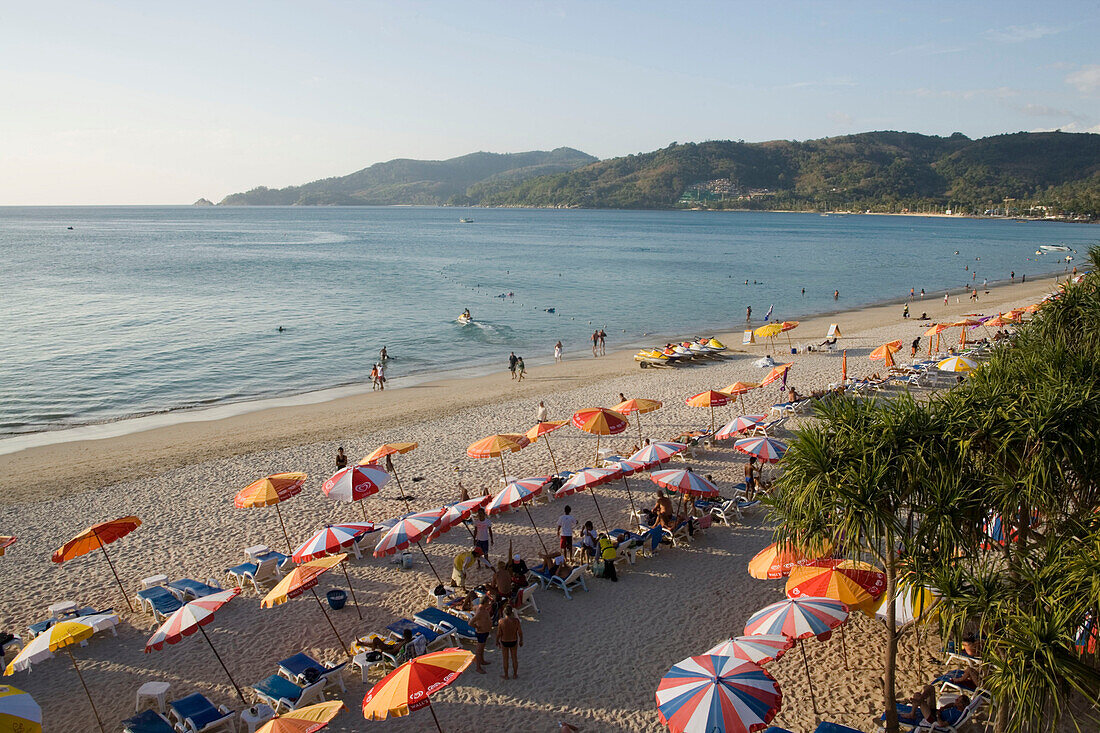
xmin=2 ymin=1 xmax=1099 ymax=205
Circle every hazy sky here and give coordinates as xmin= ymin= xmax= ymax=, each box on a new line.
xmin=3 ymin=1 xmax=1099 ymax=204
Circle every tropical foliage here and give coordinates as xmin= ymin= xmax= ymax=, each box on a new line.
xmin=769 ymin=250 xmax=1100 ymax=732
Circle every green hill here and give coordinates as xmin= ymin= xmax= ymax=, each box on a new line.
xmin=218 ymin=148 xmax=597 ymax=206
xmin=467 ymin=131 xmax=1100 ymax=216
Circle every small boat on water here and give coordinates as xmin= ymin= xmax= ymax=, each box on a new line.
xmin=1039 ymin=244 xmax=1074 ymax=253
xmin=459 ymin=218 xmax=474 ymax=223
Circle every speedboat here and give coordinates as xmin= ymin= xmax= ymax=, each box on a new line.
xmin=459 ymin=218 xmax=474 ymax=223
xmin=1039 ymin=244 xmax=1073 ymax=253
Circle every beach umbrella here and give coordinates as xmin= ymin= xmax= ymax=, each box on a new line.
xmin=555 ymin=468 xmax=618 ymax=531
xmin=760 ymin=363 xmax=793 ymax=387
xmin=733 ymin=436 xmax=787 ymax=463
xmin=360 ymin=443 xmax=419 ymax=510
xmin=0 ymin=536 xmax=16 ymax=557
xmin=613 ymin=398 xmax=663 ymax=443
xmin=262 ymin=554 xmax=352 ymax=657
xmin=374 ymin=510 xmax=445 ymax=584
xmin=487 ymin=477 xmax=551 ymax=553
xmin=649 ymin=469 xmax=720 ymax=498
xmin=685 ymin=390 xmax=730 ymax=433
xmin=780 ymin=320 xmax=800 ymax=349
xmin=842 ymin=350 xmax=847 ymax=382
xmin=719 ymin=381 xmax=759 ymax=411
xmin=876 ymin=584 xmax=941 ymax=629
xmin=744 ymin=597 xmax=849 ymax=715
xmin=937 ymin=356 xmax=978 ymax=373
xmin=525 ymin=420 xmax=567 ymax=474
xmin=571 ymin=408 xmax=629 ymax=465
xmin=754 ymin=322 xmax=784 ymax=351
xmin=869 ymin=340 xmax=903 ymax=369
xmin=4 ymin=621 xmax=105 ymax=732
xmin=704 ymin=635 xmax=793 ymax=666
xmin=0 ymin=685 xmax=42 ymax=733
xmin=52 ymin=516 xmax=141 ymax=612
xmin=786 ymin=559 xmax=886 ymax=616
xmin=256 ymin=701 xmax=346 ymax=733
xmin=428 ymin=497 xmax=490 ymax=543
xmin=655 ymin=654 xmax=781 ymax=733
xmin=605 ymin=458 xmax=647 ymax=528
xmin=321 ymin=465 xmax=389 ymax=521
xmin=747 ymin=542 xmax=821 ymax=580
xmin=362 ymin=648 xmax=474 ymax=731
xmin=145 ymin=588 xmax=246 ymax=702
xmin=467 ymin=434 xmax=530 ymax=484
xmin=235 ymin=473 xmax=307 ymax=552
xmin=628 ymin=442 xmax=688 ymax=470
xmin=293 ymin=524 xmax=379 ymax=619
xmin=714 ymin=415 xmax=767 ymax=441
xmin=924 ymin=323 xmax=951 ymax=354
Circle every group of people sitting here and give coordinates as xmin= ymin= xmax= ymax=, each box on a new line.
xmin=892 ymin=634 xmax=984 ymax=729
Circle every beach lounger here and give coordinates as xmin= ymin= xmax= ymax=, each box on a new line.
xmin=168 ymin=578 xmax=223 ymax=601
xmin=815 ymin=723 xmax=863 ymax=733
xmin=136 ymin=586 xmax=184 ymax=621
xmin=763 ymin=728 xmax=795 ymax=733
xmin=123 ymin=709 xmax=175 ymax=733
xmin=276 ymin=652 xmax=347 ymax=693
xmin=544 ymin=566 xmax=588 ymax=599
xmin=251 ymin=674 xmax=326 ymax=714
xmin=615 ymin=538 xmax=639 ymax=565
xmin=412 ymin=608 xmax=478 ymax=644
xmin=167 ymin=693 xmax=235 ymax=733
xmin=385 ymin=619 xmax=455 ymax=651
xmin=514 ymin=582 xmax=540 ymax=615
xmin=226 ymin=557 xmax=279 ymax=593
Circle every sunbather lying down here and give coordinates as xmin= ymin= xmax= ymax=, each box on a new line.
xmin=532 ymin=552 xmax=571 ymax=579
xmin=903 ymin=685 xmax=970 ymax=726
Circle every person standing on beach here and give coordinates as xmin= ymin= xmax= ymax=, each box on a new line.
xmin=598 ymin=329 xmax=606 ymax=355
xmin=591 ymin=331 xmax=599 ymax=357
xmin=376 ymin=362 xmax=385 ymax=390
xmin=1022 ymin=274 xmax=1026 ymax=283
xmin=473 ymin=508 xmax=493 ymax=557
xmin=370 ymin=364 xmax=379 ymax=390
xmin=911 ymin=337 xmax=920 ymax=358
xmin=944 ymin=292 xmax=949 ymax=306
xmin=496 ymin=605 xmax=523 ymax=679
xmin=335 ymin=447 xmax=348 ymax=471
xmin=508 ymin=352 xmax=518 ymax=379
xmin=536 ymin=401 xmax=548 ymax=423
xmin=516 ymin=357 xmax=526 ymax=381
xmin=554 ymin=340 xmax=563 ymax=363
xmin=746 ymin=305 xmax=752 ymax=322
xmin=556 ymin=506 xmax=577 ymax=561
xmin=921 ymin=288 xmax=925 ymax=299
xmin=1011 ymin=271 xmax=1015 ymax=283
xmin=471 ymin=597 xmax=492 ymax=674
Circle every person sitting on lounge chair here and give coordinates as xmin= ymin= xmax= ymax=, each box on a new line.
xmin=533 ymin=552 xmax=571 ymax=579
xmin=508 ymin=552 xmax=529 ymax=588
xmin=820 ymin=335 xmax=838 ymax=347
xmin=940 ymin=666 xmax=982 ymax=690
xmin=908 ymin=685 xmax=970 ymax=727
xmin=652 ymin=490 xmax=674 ymax=526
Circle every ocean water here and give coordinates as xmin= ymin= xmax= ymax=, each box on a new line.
xmin=0 ymin=206 xmax=1093 ymax=437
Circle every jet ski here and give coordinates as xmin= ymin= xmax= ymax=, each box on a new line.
xmin=457 ymin=313 xmax=472 ymax=325
xmin=634 ymin=350 xmax=671 ymax=366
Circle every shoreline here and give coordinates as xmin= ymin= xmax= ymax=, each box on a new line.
xmin=0 ymin=274 xmax=1062 ymax=503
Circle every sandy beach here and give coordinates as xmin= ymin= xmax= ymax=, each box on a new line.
xmin=0 ymin=276 xmax=1060 ymax=732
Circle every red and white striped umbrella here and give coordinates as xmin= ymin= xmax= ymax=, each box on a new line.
xmin=487 ymin=477 xmax=551 ymax=515
xmin=649 ymin=469 xmax=720 ymax=498
xmin=144 ymin=588 xmax=246 ymax=702
xmin=733 ymin=436 xmax=788 ymax=463
xmin=704 ymin=635 xmax=793 ymax=665
xmin=627 ymin=442 xmax=687 ymax=470
xmin=427 ymin=497 xmax=491 ymax=543
xmin=291 ymin=523 xmax=379 ymax=563
xmin=322 ymin=465 xmax=390 ymax=502
xmin=373 ymin=510 xmax=445 ymax=557
xmin=554 ymin=467 xmax=620 ymax=498
xmin=714 ymin=415 xmax=767 ymax=441
xmin=604 ymin=458 xmax=647 ymax=477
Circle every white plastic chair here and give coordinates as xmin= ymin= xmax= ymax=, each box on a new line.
xmin=514 ymin=583 xmax=540 ymax=615
xmin=547 ymin=567 xmax=588 ymax=599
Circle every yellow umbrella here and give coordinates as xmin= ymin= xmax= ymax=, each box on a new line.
xmin=937 ymin=356 xmax=978 ymax=373
xmin=362 ymin=648 xmax=474 ymax=731
xmin=685 ymin=391 xmax=731 ymax=433
xmin=4 ymin=621 xmax=103 ymax=732
xmin=467 ymin=433 xmax=530 ymax=483
xmin=256 ymin=701 xmax=346 ymax=733
xmin=570 ymin=408 xmax=629 ymax=465
xmin=234 ymin=473 xmax=307 ymax=552
xmin=262 ymin=554 xmax=352 ymax=657
xmin=720 ymin=382 xmax=760 ymax=412
xmin=0 ymin=685 xmax=41 ymax=733
xmin=613 ymin=398 xmax=663 ymax=443
xmin=754 ymin=322 xmax=783 ymax=351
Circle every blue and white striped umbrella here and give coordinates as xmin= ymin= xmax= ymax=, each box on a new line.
xmin=655 ymin=654 xmax=781 ymax=733
xmin=373 ymin=509 xmax=444 ymax=557
xmin=744 ymin=597 xmax=848 ymax=640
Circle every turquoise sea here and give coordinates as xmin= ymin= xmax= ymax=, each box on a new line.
xmin=0 ymin=206 xmax=1093 ymax=437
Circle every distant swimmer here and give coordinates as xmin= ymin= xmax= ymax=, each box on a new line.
xmin=954 ymin=250 xmax=960 ymax=255
xmin=277 ymin=326 xmax=285 ymax=332
xmin=66 ymin=226 xmax=74 ymax=230
xmin=380 ymin=346 xmax=388 ymax=361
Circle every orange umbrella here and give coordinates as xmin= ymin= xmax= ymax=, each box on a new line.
xmin=525 ymin=420 xmax=567 ymax=473
xmin=786 ymin=559 xmax=886 ymax=616
xmin=780 ymin=321 xmax=800 ymax=349
xmin=924 ymin=323 xmax=950 ymax=355
xmin=685 ymin=390 xmax=730 ymax=433
xmin=262 ymin=554 xmax=351 ymax=656
xmin=760 ymin=363 xmax=793 ymax=388
xmin=747 ymin=541 xmax=828 ymax=580
xmin=256 ymin=701 xmax=346 ymax=733
xmin=614 ymin=398 xmax=663 ymax=443
xmin=571 ymin=408 xmax=629 ymax=465
xmin=467 ymin=433 xmax=530 ymax=482
xmin=869 ymin=340 xmax=902 ymax=369
xmin=841 ymin=350 xmax=847 ymax=382
xmin=360 ymin=443 xmax=419 ymax=510
xmin=720 ymin=381 xmax=760 ymax=412
xmin=52 ymin=516 xmax=142 ymax=611
xmin=362 ymin=648 xmax=474 ymax=731
xmin=234 ymin=473 xmax=307 ymax=552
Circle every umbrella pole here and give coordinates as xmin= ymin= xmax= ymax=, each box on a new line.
xmin=522 ymin=504 xmax=549 ymax=554
xmin=359 ymin=499 xmax=369 ymax=522
xmin=197 ymin=624 xmax=246 ymax=703
xmin=543 ymin=434 xmax=560 ymax=475
xmin=594 ymin=434 xmax=600 ymax=467
xmin=622 ymin=477 xmax=639 ymax=530
xmin=637 ymin=414 xmax=643 ymax=444
xmin=587 ymin=488 xmax=608 ymax=533
xmin=426 ymin=699 xmax=446 ymax=733
xmin=340 ymin=562 xmax=364 ymax=620
xmin=841 ymin=623 xmax=849 ymax=669
xmin=800 ymin=639 xmax=819 ymax=715
xmin=67 ymin=648 xmax=105 ymax=733
xmin=415 ymin=540 xmax=444 ymax=585
xmin=274 ymin=503 xmax=292 ymax=553
xmin=310 ymin=588 xmax=351 ymax=658
xmin=391 ymin=464 xmax=412 ymax=512
xmin=93 ymin=530 xmax=134 ymax=612
xmin=498 ymin=454 xmax=508 ymax=485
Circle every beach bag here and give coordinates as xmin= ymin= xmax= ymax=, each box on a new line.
xmin=593 ymin=559 xmax=605 ymax=576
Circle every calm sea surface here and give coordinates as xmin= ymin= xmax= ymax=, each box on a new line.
xmin=0 ymin=206 xmax=1093 ymax=436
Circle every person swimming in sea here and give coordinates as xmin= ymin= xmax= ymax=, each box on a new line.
xmin=277 ymin=326 xmax=285 ymax=332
